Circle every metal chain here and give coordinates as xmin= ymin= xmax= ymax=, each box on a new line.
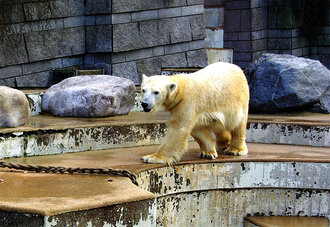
xmin=0 ymin=161 xmax=138 ymax=186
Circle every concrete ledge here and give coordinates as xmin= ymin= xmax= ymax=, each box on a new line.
xmin=1 ymin=111 xmax=329 ymax=159
xmin=0 ymin=112 xmax=167 ymax=159
xmin=0 ymin=142 xmax=329 ymax=225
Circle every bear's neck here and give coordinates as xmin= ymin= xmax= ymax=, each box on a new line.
xmin=163 ymin=79 xmax=184 ymax=112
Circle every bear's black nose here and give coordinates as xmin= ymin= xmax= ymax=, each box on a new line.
xmin=141 ymin=102 xmax=148 ymax=109
xmin=141 ymin=102 xmax=151 ymax=112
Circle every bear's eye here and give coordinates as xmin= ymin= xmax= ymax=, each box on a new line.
xmin=142 ymin=89 xmax=146 ymax=93
xmin=153 ymin=91 xmax=159 ymax=95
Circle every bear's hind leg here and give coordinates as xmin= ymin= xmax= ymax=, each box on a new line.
xmin=191 ymin=128 xmax=218 ymax=159
xmin=227 ymin=121 xmax=248 ymax=156
xmin=214 ymin=129 xmax=232 ymax=153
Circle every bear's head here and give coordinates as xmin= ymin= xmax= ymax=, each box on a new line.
xmin=141 ymin=74 xmax=177 ymax=113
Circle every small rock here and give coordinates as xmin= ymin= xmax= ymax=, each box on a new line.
xmin=0 ymin=86 xmax=29 ymax=127
xmin=42 ymin=75 xmax=136 ymax=117
xmin=245 ymin=53 xmax=330 ymax=113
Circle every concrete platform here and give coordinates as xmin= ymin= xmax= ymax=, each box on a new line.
xmin=0 ymin=112 xmax=329 ymax=159
xmin=0 ymin=142 xmax=329 ymax=226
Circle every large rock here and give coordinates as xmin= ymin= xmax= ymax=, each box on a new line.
xmin=42 ymin=75 xmax=136 ymax=117
xmin=0 ymin=86 xmax=29 ymax=127
xmin=245 ymin=53 xmax=330 ymax=113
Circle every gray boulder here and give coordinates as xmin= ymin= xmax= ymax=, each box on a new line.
xmin=245 ymin=53 xmax=330 ymax=113
xmin=42 ymin=75 xmax=136 ymax=117
xmin=0 ymin=86 xmax=29 ymax=127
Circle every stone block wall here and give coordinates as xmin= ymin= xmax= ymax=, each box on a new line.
xmin=223 ymin=0 xmax=252 ymax=69
xmin=0 ymin=0 xmax=86 ymax=87
xmin=110 ymin=0 xmax=207 ymax=84
xmin=223 ymin=0 xmax=329 ymax=69
xmin=0 ymin=0 xmax=207 ymax=87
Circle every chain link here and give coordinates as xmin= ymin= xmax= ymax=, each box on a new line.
xmin=0 ymin=161 xmax=138 ymax=186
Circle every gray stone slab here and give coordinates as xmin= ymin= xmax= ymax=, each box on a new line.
xmin=205 ymin=29 xmax=223 ymax=48
xmin=164 ymin=42 xmax=190 ymax=55
xmin=111 ymin=53 xmax=126 ymax=64
xmin=137 ymin=57 xmax=162 ymax=76
xmin=164 ymin=0 xmax=187 ymax=7
xmin=62 ymin=56 xmax=84 ymax=67
xmin=224 ymin=10 xmax=240 ymax=32
xmin=0 ymin=35 xmax=29 ymax=67
xmin=16 ymin=71 xmax=53 ymax=88
xmin=224 ymin=32 xmax=238 ymax=41
xmin=50 ymin=0 xmax=85 ymax=18
xmin=112 ymin=0 xmax=141 ymax=13
xmin=239 ymin=32 xmax=251 ymax=40
xmin=187 ymin=0 xmax=204 ymax=5
xmin=23 ymin=1 xmax=52 ymax=21
xmin=96 ymin=15 xmax=111 ymax=25
xmin=111 ymin=13 xmax=131 ymax=24
xmin=85 ymin=16 xmax=95 ymax=26
xmin=162 ymin=53 xmax=188 ymax=68
xmin=152 ymin=46 xmax=165 ymax=57
xmin=0 ymin=78 xmax=16 ymax=87
xmin=204 ymin=0 xmax=225 ymax=6
xmin=159 ymin=17 xmax=192 ymax=44
xmin=187 ymin=49 xmax=207 ymax=67
xmin=132 ymin=10 xmax=158 ymax=22
xmin=240 ymin=9 xmax=251 ymax=32
xmin=204 ymin=7 xmax=224 ymax=28
xmin=125 ymin=48 xmax=153 ymax=61
xmin=206 ymin=48 xmax=233 ymax=64
xmin=22 ymin=59 xmax=62 ymax=75
xmin=112 ymin=62 xmax=140 ymax=84
xmin=224 ymin=40 xmax=251 ymax=52
xmin=86 ymin=25 xmax=112 ymax=53
xmin=141 ymin=0 xmax=165 ymax=9
xmin=158 ymin=7 xmax=182 ymax=18
xmin=0 ymin=65 xmax=23 ymax=80
xmin=234 ymin=52 xmax=252 ymax=61
xmin=189 ymin=40 xmax=205 ymax=50
xmin=85 ymin=0 xmax=111 ymax=15
xmin=25 ymin=27 xmax=85 ymax=62
xmin=190 ymin=15 xmax=206 ymax=40
xmin=18 ymin=19 xmax=65 ymax=34
xmin=182 ymin=5 xmax=204 ymax=16
xmin=94 ymin=54 xmax=111 ymax=64
xmin=140 ymin=20 xmax=169 ymax=48
xmin=113 ymin=23 xmax=141 ymax=52
xmin=225 ymin=0 xmax=249 ymax=10
xmin=63 ymin=16 xmax=85 ymax=28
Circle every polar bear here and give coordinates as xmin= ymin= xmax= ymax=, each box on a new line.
xmin=141 ymin=62 xmax=249 ymax=165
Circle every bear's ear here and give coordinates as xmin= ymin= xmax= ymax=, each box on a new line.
xmin=142 ymin=74 xmax=149 ymax=82
xmin=167 ymin=82 xmax=177 ymax=97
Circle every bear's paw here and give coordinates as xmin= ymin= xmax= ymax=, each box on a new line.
xmin=200 ymin=150 xmax=218 ymax=160
xmin=141 ymin=153 xmax=176 ymax=165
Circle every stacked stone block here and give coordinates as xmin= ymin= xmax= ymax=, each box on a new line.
xmin=84 ymin=0 xmax=112 ymax=75
xmin=223 ymin=0 xmax=252 ymax=69
xmin=0 ymin=0 xmax=86 ymax=87
xmin=204 ymin=0 xmax=233 ymax=64
xmin=111 ymin=0 xmax=207 ymax=84
xmin=223 ymin=0 xmax=329 ymax=69
xmin=0 ymin=0 xmax=207 ymax=87
xmin=250 ymin=0 xmax=268 ymax=61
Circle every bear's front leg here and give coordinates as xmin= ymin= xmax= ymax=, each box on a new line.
xmin=141 ymin=117 xmax=193 ymax=165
